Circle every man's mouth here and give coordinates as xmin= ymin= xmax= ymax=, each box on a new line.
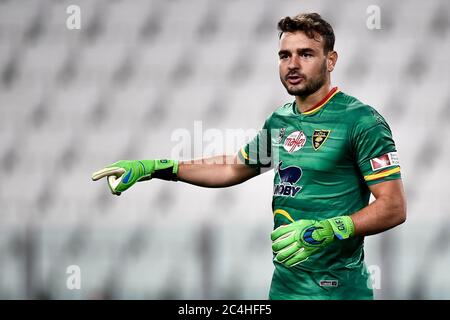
xmin=286 ymin=74 xmax=305 ymax=85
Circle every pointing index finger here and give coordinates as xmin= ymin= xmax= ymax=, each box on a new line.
xmin=91 ymin=167 xmax=125 ymax=181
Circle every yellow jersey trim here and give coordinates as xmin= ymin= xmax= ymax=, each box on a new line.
xmin=273 ymin=209 xmax=295 ymax=223
xmin=240 ymin=147 xmax=249 ymax=160
xmin=364 ymin=167 xmax=401 ymax=181
xmin=302 ymin=88 xmax=340 ymax=115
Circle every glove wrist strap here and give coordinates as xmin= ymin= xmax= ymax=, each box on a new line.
xmin=149 ymin=159 xmax=179 ymax=181
xmin=326 ymin=216 xmax=355 ymax=240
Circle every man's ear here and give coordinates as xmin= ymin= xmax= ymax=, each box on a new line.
xmin=327 ymin=51 xmax=338 ymax=72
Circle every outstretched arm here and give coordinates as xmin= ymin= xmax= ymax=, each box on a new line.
xmin=177 ymin=154 xmax=260 ymax=188
xmin=92 ymin=154 xmax=260 ymax=195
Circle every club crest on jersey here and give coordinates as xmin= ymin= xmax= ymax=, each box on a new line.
xmin=283 ymin=130 xmax=307 ymax=153
xmin=273 ymin=161 xmax=303 ymax=197
xmin=275 ymin=128 xmax=286 ymax=144
xmin=312 ymin=130 xmax=330 ymax=151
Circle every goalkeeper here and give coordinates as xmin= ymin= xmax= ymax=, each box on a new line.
xmin=92 ymin=13 xmax=406 ymax=300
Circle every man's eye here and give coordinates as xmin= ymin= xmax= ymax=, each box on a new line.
xmin=302 ymin=53 xmax=313 ymax=58
xmin=279 ymin=55 xmax=288 ymax=60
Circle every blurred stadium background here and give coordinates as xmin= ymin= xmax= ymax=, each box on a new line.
xmin=1 ymin=0 xmax=449 ymax=299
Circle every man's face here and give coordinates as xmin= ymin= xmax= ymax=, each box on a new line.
xmin=278 ymin=31 xmax=331 ymax=97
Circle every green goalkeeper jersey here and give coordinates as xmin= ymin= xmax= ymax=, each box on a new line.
xmin=238 ymin=87 xmax=401 ymax=299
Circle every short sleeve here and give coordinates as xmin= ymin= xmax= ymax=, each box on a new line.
xmin=352 ymin=107 xmax=401 ymax=186
xmin=237 ymin=120 xmax=272 ymax=169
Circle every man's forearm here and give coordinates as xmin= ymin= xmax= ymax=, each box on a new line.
xmin=177 ymin=155 xmax=259 ymax=188
xmin=350 ymin=193 xmax=407 ymax=237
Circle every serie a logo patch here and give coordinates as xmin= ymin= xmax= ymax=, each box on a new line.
xmin=370 ymin=152 xmax=400 ymax=171
xmin=312 ymin=130 xmax=330 ymax=150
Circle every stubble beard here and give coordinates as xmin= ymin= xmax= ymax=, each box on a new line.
xmin=281 ymin=60 xmax=328 ymax=98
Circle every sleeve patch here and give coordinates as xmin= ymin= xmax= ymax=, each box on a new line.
xmin=370 ymin=152 xmax=400 ymax=171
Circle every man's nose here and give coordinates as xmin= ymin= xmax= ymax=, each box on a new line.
xmin=288 ymin=55 xmax=301 ymax=70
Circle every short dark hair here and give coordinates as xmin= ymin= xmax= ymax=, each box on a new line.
xmin=277 ymin=13 xmax=335 ymax=53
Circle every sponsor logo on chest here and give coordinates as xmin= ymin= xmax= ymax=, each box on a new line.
xmin=273 ymin=161 xmax=303 ymax=197
xmin=283 ymin=130 xmax=307 ymax=153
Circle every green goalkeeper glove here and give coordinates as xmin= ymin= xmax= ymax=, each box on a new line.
xmin=91 ymin=159 xmax=179 ymax=195
xmin=271 ymin=216 xmax=355 ymax=267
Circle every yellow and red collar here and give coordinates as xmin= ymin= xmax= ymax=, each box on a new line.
xmin=296 ymin=87 xmax=340 ymax=115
